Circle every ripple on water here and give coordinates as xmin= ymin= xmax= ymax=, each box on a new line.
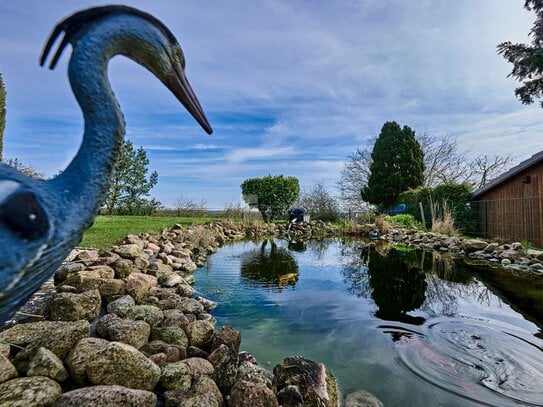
xmin=390 ymin=318 xmax=543 ymax=406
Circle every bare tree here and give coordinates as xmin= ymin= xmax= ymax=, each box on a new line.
xmin=417 ymin=132 xmax=470 ymax=187
xmin=336 ymin=147 xmax=372 ymax=213
xmin=299 ymin=180 xmax=341 ymax=221
xmin=174 ymin=195 xmax=207 ymax=217
xmin=338 ymin=131 xmax=512 ymax=209
xmin=467 ymin=155 xmax=513 ymax=189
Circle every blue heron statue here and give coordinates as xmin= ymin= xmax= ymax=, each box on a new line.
xmin=0 ymin=6 xmax=212 ymax=325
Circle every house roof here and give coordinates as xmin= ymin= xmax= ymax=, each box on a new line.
xmin=472 ymin=150 xmax=543 ymax=199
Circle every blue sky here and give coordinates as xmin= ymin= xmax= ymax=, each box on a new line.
xmin=0 ymin=1 xmax=540 ymax=208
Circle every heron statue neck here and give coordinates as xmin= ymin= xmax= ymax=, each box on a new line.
xmin=49 ymin=15 xmax=157 ymax=235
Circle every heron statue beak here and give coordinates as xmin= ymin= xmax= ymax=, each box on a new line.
xmin=167 ymin=65 xmax=213 ymax=135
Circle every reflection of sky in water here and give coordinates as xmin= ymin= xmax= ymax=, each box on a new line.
xmin=194 ymin=239 xmax=543 ymax=406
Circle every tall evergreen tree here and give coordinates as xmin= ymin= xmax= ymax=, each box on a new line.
xmin=0 ymin=73 xmax=6 ymax=160
xmin=361 ymin=121 xmax=424 ymax=209
xmin=498 ymin=1 xmax=543 ymax=107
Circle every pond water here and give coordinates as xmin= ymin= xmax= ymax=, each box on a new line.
xmin=193 ymin=238 xmax=543 ymax=406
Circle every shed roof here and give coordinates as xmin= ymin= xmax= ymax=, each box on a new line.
xmin=472 ymin=150 xmax=543 ymax=199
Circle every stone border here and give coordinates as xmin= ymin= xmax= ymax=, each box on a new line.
xmin=0 ymin=221 xmax=367 ymax=407
xmin=380 ymin=228 xmax=543 ymax=274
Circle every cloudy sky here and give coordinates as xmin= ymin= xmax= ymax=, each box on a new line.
xmin=0 ymin=1 xmax=539 ymax=208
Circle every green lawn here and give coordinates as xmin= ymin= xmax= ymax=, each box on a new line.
xmin=80 ymin=215 xmax=215 ymax=249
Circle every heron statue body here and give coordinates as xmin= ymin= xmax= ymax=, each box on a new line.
xmin=0 ymin=6 xmax=212 ymax=325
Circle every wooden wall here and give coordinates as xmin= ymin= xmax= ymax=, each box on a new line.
xmin=473 ymin=160 xmax=543 ymax=247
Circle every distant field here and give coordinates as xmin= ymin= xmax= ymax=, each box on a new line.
xmin=80 ymin=215 xmax=215 ymax=249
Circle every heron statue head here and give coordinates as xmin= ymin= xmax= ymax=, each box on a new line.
xmin=0 ymin=5 xmax=212 ymax=324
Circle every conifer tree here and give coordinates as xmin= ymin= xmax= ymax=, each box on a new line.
xmin=362 ymin=121 xmax=424 ymax=209
xmin=498 ymin=1 xmax=543 ymax=107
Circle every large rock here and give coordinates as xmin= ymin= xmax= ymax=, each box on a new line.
xmin=124 ymin=304 xmax=164 ymax=327
xmin=85 ymin=342 xmax=161 ymax=390
xmin=81 ymin=265 xmax=115 ymax=279
xmin=146 ymin=287 xmax=185 ymax=310
xmin=140 ymin=340 xmax=186 ymax=362
xmin=151 ymin=326 xmax=189 ymax=348
xmin=125 ymin=273 xmax=157 ymax=303
xmin=229 ymin=380 xmax=279 ymax=407
xmin=196 ymin=296 xmax=218 ymax=312
xmin=164 ymin=375 xmax=223 ymax=407
xmin=462 ymin=239 xmax=488 ymax=253
xmin=345 ymin=390 xmax=384 ymax=407
xmin=176 ymin=297 xmax=205 ymax=314
xmin=160 ymin=361 xmax=192 ymax=390
xmin=185 ymin=320 xmax=214 ymax=349
xmin=111 ymin=258 xmax=134 ymax=278
xmin=26 ymin=347 xmax=68 ymax=382
xmin=158 ymin=272 xmax=184 ymax=288
xmin=0 ymin=376 xmax=61 ymax=406
xmin=527 ymin=248 xmax=543 ymax=259
xmin=96 ymin=279 xmax=126 ymax=303
xmin=236 ymin=361 xmax=274 ymax=389
xmin=107 ymin=294 xmax=136 ymax=317
xmin=48 ymin=289 xmax=101 ymax=322
xmin=1 ymin=321 xmax=89 ymax=370
xmin=113 ymin=244 xmax=143 ymax=259
xmin=176 ymin=282 xmax=196 ymax=298
xmin=0 ymin=354 xmax=17 ymax=383
xmin=62 ymin=267 xmax=123 ymax=300
xmin=96 ymin=314 xmax=150 ymax=349
xmin=183 ymin=357 xmax=214 ymax=379
xmin=208 ymin=344 xmax=239 ymax=393
xmin=147 ymin=262 xmax=174 ymax=279
xmin=54 ymin=262 xmax=85 ymax=285
xmin=55 ymin=385 xmax=157 ymax=406
xmin=211 ymin=325 xmax=241 ymax=352
xmin=274 ymin=356 xmax=339 ymax=407
xmin=66 ymin=337 xmax=110 ymax=385
xmin=161 ymin=309 xmax=190 ymax=328
xmin=276 ymin=385 xmax=304 ymax=407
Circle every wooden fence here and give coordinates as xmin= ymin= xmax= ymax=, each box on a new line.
xmin=469 ymin=196 xmax=543 ymax=247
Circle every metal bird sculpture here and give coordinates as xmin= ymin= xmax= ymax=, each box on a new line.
xmin=0 ymin=6 xmax=212 ymax=325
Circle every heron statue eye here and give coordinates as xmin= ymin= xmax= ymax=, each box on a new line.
xmin=174 ymin=47 xmax=185 ymax=68
xmin=0 ymin=191 xmax=49 ymax=241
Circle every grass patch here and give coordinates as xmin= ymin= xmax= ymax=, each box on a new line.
xmin=80 ymin=215 xmax=215 ymax=248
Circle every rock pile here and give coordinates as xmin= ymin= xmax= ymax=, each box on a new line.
xmin=384 ymin=228 xmax=543 ymax=274
xmin=0 ymin=221 xmax=349 ymax=406
xmin=276 ymin=220 xmax=337 ymax=239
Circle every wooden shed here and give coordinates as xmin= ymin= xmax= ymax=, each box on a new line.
xmin=471 ymin=151 xmax=543 ymax=246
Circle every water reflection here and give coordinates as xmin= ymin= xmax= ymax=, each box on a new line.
xmin=368 ymin=249 xmax=427 ymax=325
xmin=240 ymin=239 xmax=299 ymax=289
xmin=195 ymin=238 xmax=543 ymax=406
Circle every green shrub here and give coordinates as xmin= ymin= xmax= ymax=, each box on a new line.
xmin=397 ymin=183 xmax=476 ymax=233
xmin=384 ymin=214 xmax=422 ymax=229
xmin=241 ymin=175 xmax=299 ymax=222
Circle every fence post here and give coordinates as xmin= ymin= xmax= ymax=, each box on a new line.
xmin=483 ymin=200 xmax=488 ymax=238
xmin=419 ymin=201 xmax=426 ymax=230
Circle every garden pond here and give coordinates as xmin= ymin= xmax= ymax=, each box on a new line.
xmin=193 ymin=238 xmax=543 ymax=406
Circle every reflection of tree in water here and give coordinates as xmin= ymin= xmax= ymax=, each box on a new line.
xmin=340 ymin=244 xmax=372 ymax=298
xmin=240 ymin=240 xmax=299 ymax=289
xmin=341 ymin=244 xmax=494 ymax=323
xmin=308 ymin=239 xmax=334 ymax=260
xmin=368 ymin=249 xmax=427 ymax=325
xmin=287 ymin=238 xmax=307 ymax=252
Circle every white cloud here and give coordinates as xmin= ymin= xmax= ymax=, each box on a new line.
xmin=227 ymin=147 xmax=296 ymax=164
xmin=0 ymin=0 xmax=539 ymax=207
